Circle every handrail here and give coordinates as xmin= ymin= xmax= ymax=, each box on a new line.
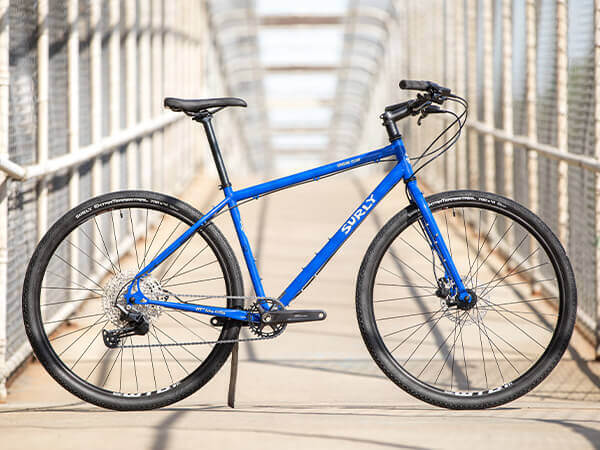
xmin=0 ymin=113 xmax=182 ymax=181
xmin=467 ymin=120 xmax=600 ymax=172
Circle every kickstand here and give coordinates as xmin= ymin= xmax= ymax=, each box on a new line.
xmin=227 ymin=342 xmax=239 ymax=408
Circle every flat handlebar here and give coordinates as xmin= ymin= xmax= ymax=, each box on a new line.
xmin=399 ymin=80 xmax=451 ymax=96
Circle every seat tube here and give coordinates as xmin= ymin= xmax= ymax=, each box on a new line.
xmin=405 ymin=179 xmax=471 ymax=302
xmin=223 ymin=186 xmax=266 ymax=298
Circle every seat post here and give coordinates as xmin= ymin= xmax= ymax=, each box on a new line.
xmin=195 ymin=112 xmax=231 ymax=188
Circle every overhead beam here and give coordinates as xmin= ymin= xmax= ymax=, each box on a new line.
xmin=259 ymin=16 xmax=343 ymax=26
xmin=264 ymin=65 xmax=338 ymax=72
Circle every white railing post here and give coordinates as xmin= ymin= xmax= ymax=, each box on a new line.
xmin=483 ymin=0 xmax=494 ymax=195
xmin=109 ymin=0 xmax=120 ymax=192
xmin=0 ymin=0 xmax=9 ymax=402
xmin=151 ymin=0 xmax=164 ymax=193
xmin=502 ymin=0 xmax=514 ymax=200
xmin=139 ymin=0 xmax=152 ymax=191
xmin=556 ymin=0 xmax=569 ymax=247
xmin=454 ymin=0 xmax=466 ymax=189
xmin=526 ymin=0 xmax=538 ymax=216
xmin=467 ymin=0 xmax=479 ymax=190
xmin=125 ymin=0 xmax=138 ymax=190
xmin=37 ymin=0 xmax=49 ymax=239
xmin=594 ymin=0 xmax=600 ymax=360
xmin=68 ymin=0 xmax=80 ymax=291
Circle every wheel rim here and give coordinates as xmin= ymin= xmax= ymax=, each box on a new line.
xmin=370 ymin=201 xmax=564 ymax=396
xmin=34 ymin=203 xmax=237 ymax=397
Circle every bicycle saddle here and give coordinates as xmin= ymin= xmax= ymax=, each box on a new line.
xmin=164 ymin=97 xmax=247 ymax=114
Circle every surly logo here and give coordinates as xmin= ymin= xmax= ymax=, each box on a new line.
xmin=341 ymin=194 xmax=376 ymax=235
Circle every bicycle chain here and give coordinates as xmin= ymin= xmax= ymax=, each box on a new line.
xmin=118 ymin=290 xmax=279 ymax=349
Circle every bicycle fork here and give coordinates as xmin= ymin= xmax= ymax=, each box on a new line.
xmin=404 ymin=178 xmax=473 ymax=305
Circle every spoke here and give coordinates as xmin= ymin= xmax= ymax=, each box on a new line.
xmin=390 ymin=307 xmax=445 ymax=354
xmin=130 ymin=337 xmax=139 ymax=392
xmin=42 ymin=286 xmax=103 ymax=293
xmin=44 ymin=269 xmax=103 ymax=295
xmin=171 ymin=309 xmax=219 ymax=332
xmin=66 ymin=238 xmax=113 ymax=275
xmin=163 ymin=276 xmax=224 ymax=289
xmin=376 ymin=282 xmax=434 ymax=289
xmin=374 ymin=293 xmax=438 ymax=303
xmin=149 ymin=222 xmax=182 ymax=268
xmin=466 ymin=221 xmax=514 ymax=288
xmin=403 ymin=308 xmax=452 ymax=365
xmin=462 ymin=208 xmax=471 ymax=278
xmin=42 ymin=296 xmax=101 ymax=307
xmin=474 ymin=209 xmax=482 ymax=289
xmin=57 ymin=315 xmax=108 ymax=356
xmin=475 ymin=306 xmax=488 ymax=389
xmin=161 ymin=244 xmax=210 ymax=285
xmin=465 ymin=214 xmax=498 ymax=283
xmin=119 ymin=338 xmax=124 ymax=391
xmin=460 ymin=324 xmax=469 ymax=391
xmin=417 ymin=312 xmax=463 ymax=378
xmin=389 ymin=253 xmax=437 ymax=288
xmin=150 ymin=326 xmax=188 ymax=375
xmin=162 ymin=259 xmax=217 ymax=285
xmin=165 ymin=311 xmax=209 ymax=343
xmin=434 ymin=311 xmax=464 ymax=385
xmin=129 ymin=209 xmax=141 ymax=269
xmin=444 ymin=211 xmax=453 ymax=259
xmin=102 ymin=345 xmax=124 ymax=388
xmin=86 ymin=347 xmax=111 ymax=381
xmin=153 ymin=329 xmax=174 ymax=384
xmin=473 ymin=278 xmax=556 ymax=291
xmin=477 ymin=296 xmax=557 ymax=308
xmin=110 ymin=210 xmax=122 ymax=272
xmin=142 ymin=208 xmax=149 ymax=268
xmin=474 ymin=306 xmax=505 ymax=383
xmin=142 ymin=214 xmax=165 ymax=266
xmin=93 ymin=216 xmax=119 ymax=274
xmin=377 ymin=309 xmax=442 ymax=321
xmin=396 ymin=234 xmax=444 ymax=273
xmin=154 ymin=325 xmax=203 ymax=362
xmin=50 ymin=317 xmax=106 ymax=342
xmin=481 ymin=300 xmax=546 ymax=348
xmin=44 ymin=312 xmax=105 ymax=325
xmin=473 ymin=318 xmax=534 ymax=362
xmin=476 ymin=261 xmax=548 ymax=297
xmin=383 ymin=314 xmax=446 ymax=338
xmin=477 ymin=233 xmax=529 ymax=298
xmin=159 ymin=237 xmax=194 ymax=283
xmin=71 ymin=320 xmax=109 ymax=371
xmin=54 ymin=253 xmax=104 ymax=290
xmin=479 ymin=248 xmax=541 ymax=298
xmin=148 ymin=334 xmax=157 ymax=391
xmin=474 ymin=310 xmax=521 ymax=375
xmin=481 ymin=297 xmax=553 ymax=334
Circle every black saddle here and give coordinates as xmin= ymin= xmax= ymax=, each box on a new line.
xmin=164 ymin=97 xmax=247 ymax=114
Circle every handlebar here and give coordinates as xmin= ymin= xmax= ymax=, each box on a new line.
xmin=399 ymin=79 xmax=451 ymax=96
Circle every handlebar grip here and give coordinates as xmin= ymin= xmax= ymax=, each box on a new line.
xmin=399 ymin=80 xmax=451 ymax=96
xmin=399 ymin=80 xmax=430 ymax=91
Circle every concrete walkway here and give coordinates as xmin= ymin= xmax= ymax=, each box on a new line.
xmin=2 ymin=172 xmax=599 ymax=450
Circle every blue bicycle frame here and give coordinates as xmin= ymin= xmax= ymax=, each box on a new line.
xmin=123 ymin=137 xmax=472 ymax=322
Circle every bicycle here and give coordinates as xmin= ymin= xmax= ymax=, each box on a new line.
xmin=22 ymin=80 xmax=577 ymax=410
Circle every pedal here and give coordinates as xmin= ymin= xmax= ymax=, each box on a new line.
xmin=262 ymin=309 xmax=327 ymax=325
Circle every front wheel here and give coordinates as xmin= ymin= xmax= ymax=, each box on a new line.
xmin=356 ymin=190 xmax=576 ymax=409
xmin=23 ymin=190 xmax=244 ymax=410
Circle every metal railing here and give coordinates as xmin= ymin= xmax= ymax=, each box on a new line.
xmin=361 ymin=0 xmax=600 ymax=358
xmin=0 ymin=0 xmax=248 ymax=400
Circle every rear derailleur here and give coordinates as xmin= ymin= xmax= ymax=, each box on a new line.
xmin=103 ymin=305 xmax=150 ymax=349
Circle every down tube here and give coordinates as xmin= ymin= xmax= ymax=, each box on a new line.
xmin=278 ymin=163 xmax=406 ymax=306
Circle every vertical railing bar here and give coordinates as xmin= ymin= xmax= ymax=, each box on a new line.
xmin=37 ymin=0 xmax=49 ymax=240
xmin=151 ymin=0 xmax=163 ymax=192
xmin=594 ymin=0 xmax=600 ymax=360
xmin=125 ymin=0 xmax=137 ymax=190
xmin=467 ymin=0 xmax=478 ymax=190
xmin=108 ymin=0 xmax=120 ymax=193
xmin=556 ymin=0 xmax=569 ymax=247
xmin=139 ymin=0 xmax=151 ymax=191
xmin=0 ymin=0 xmax=9 ymax=402
xmin=526 ymin=0 xmax=538 ymax=216
xmin=502 ymin=0 xmax=514 ymax=201
xmin=67 ymin=0 xmax=80 ymax=298
xmin=483 ymin=0 xmax=494 ymax=195
xmin=455 ymin=0 xmax=466 ymax=190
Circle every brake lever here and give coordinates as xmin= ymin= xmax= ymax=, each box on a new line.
xmin=417 ymin=104 xmax=444 ymax=126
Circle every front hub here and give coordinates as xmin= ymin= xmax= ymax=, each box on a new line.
xmin=455 ymin=289 xmax=478 ymax=311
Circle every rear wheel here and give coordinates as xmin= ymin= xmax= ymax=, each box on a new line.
xmin=23 ymin=190 xmax=244 ymax=410
xmin=356 ymin=190 xmax=576 ymax=409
